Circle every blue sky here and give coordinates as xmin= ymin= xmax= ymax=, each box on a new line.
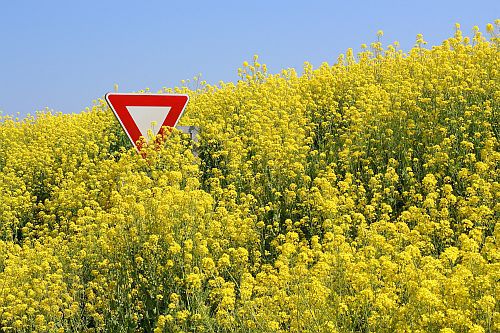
xmin=0 ymin=0 xmax=498 ymax=117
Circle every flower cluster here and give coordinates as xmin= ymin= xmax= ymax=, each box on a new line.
xmin=0 ymin=22 xmax=499 ymax=332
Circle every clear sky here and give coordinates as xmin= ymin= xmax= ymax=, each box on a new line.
xmin=1 ymin=0 xmax=498 ymax=117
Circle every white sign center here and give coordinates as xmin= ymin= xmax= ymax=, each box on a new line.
xmin=126 ymin=106 xmax=172 ymax=142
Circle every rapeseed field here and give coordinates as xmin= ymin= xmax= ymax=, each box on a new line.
xmin=0 ymin=23 xmax=499 ymax=332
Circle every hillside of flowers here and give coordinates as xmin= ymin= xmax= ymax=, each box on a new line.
xmin=0 ymin=24 xmax=499 ymax=333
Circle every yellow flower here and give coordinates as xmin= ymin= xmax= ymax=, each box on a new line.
xmin=486 ymin=23 xmax=494 ymax=33
xmin=0 ymin=22 xmax=497 ymax=332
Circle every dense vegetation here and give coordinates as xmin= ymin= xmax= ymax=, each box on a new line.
xmin=0 ymin=23 xmax=499 ymax=332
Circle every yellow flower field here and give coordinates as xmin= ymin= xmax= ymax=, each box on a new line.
xmin=0 ymin=23 xmax=499 ymax=332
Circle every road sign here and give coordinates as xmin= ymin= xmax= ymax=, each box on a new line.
xmin=105 ymin=93 xmax=189 ymax=151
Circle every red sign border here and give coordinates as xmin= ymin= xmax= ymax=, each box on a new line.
xmin=105 ymin=93 xmax=189 ymax=151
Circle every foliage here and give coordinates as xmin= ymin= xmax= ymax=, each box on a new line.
xmin=0 ymin=23 xmax=499 ymax=332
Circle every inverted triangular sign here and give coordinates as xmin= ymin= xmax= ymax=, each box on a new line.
xmin=105 ymin=93 xmax=189 ymax=151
